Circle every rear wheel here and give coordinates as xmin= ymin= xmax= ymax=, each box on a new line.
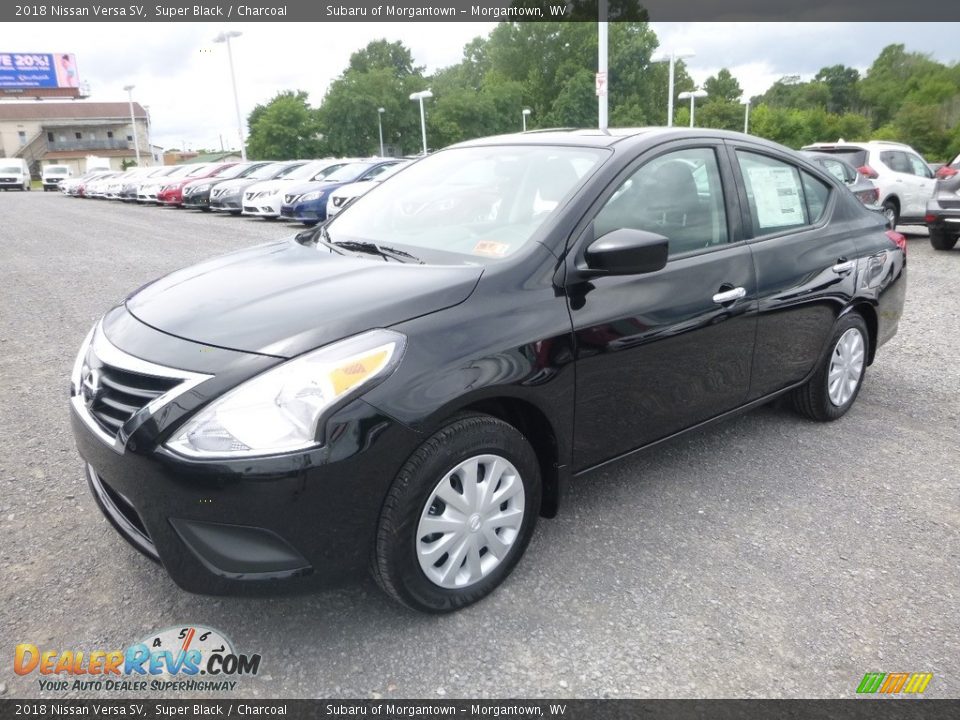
xmin=930 ymin=229 xmax=958 ymax=251
xmin=372 ymin=413 xmax=541 ymax=613
xmin=791 ymin=313 xmax=868 ymax=422
xmin=881 ymin=199 xmax=899 ymax=228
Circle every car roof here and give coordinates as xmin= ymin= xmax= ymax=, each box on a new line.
xmin=452 ymin=127 xmax=793 ymax=153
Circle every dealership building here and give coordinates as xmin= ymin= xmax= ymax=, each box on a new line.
xmin=0 ymin=101 xmax=157 ymax=176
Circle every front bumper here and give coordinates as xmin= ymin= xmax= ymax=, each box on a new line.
xmin=182 ymin=190 xmax=212 ymax=209
xmin=279 ymin=201 xmax=324 ymax=223
xmin=242 ymin=195 xmax=283 ymax=217
xmin=210 ymin=196 xmax=242 ymax=211
xmin=70 ymin=316 xmax=422 ymax=595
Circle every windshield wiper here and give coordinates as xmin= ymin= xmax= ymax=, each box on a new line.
xmin=334 ymin=240 xmax=424 ymax=264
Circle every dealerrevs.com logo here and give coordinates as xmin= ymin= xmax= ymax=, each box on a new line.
xmin=857 ymin=672 xmax=933 ymax=695
xmin=15 ymin=625 xmax=261 ymax=692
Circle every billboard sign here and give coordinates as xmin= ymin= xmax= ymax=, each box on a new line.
xmin=0 ymin=53 xmax=80 ymax=89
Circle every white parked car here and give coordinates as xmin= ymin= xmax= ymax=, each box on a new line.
xmin=802 ymin=140 xmax=936 ymax=227
xmin=0 ymin=158 xmax=31 ymax=191
xmin=326 ymin=161 xmax=411 ymax=218
xmin=241 ymin=159 xmax=353 ymax=219
xmin=41 ymin=164 xmax=72 ymax=191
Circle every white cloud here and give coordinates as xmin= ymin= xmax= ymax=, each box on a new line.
xmin=7 ymin=22 xmax=959 ymax=149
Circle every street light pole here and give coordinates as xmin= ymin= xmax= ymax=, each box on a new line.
xmin=597 ymin=0 xmax=608 ymax=130
xmin=651 ymin=49 xmax=695 ymax=127
xmin=122 ymin=84 xmax=141 ymax=166
xmin=743 ymin=99 xmax=750 ymax=134
xmin=678 ymin=89 xmax=708 ymax=127
xmin=377 ymin=107 xmax=385 ymax=156
xmin=522 ymin=108 xmax=531 ymax=132
xmin=213 ymin=31 xmax=246 ymax=160
xmin=409 ymin=90 xmax=433 ymax=155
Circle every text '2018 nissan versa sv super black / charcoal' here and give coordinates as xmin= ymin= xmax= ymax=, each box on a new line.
xmin=70 ymin=128 xmax=906 ymax=613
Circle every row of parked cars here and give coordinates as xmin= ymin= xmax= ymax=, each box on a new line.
xmin=801 ymin=140 xmax=960 ymax=251
xmin=49 ymin=138 xmax=960 ymax=251
xmin=58 ymin=156 xmax=412 ymax=226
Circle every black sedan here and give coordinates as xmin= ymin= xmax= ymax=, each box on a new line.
xmin=925 ymin=173 xmax=960 ymax=250
xmin=70 ymin=128 xmax=906 ymax=612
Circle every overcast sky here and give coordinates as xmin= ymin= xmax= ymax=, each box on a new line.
xmin=10 ymin=22 xmax=960 ymax=151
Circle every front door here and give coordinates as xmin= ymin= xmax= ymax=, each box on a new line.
xmin=568 ymin=143 xmax=757 ymax=471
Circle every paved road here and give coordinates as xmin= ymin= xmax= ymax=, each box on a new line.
xmin=1 ymin=193 xmax=958 ymax=700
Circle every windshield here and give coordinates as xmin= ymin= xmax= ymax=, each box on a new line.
xmin=235 ymin=163 xmax=268 ymax=178
xmin=248 ymin=162 xmax=290 ymax=180
xmin=285 ymin=160 xmax=333 ymax=181
xmin=185 ymin=164 xmax=213 ymax=177
xmin=325 ymin=162 xmax=375 ymax=183
xmin=163 ymin=165 xmax=195 ymax=179
xmin=207 ymin=163 xmax=243 ymax=179
xmin=1 ymin=164 xmax=23 ymax=173
xmin=46 ymin=166 xmax=70 ymax=174
xmin=328 ymin=145 xmax=607 ymax=261
xmin=274 ymin=162 xmax=308 ymax=178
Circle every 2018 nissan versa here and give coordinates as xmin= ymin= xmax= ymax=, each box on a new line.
xmin=70 ymin=128 xmax=906 ymax=613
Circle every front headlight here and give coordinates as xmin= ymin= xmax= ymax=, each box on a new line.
xmin=165 ymin=329 xmax=405 ymax=458
xmin=193 ymin=183 xmax=211 ymax=193
xmin=71 ymin=324 xmax=97 ymax=395
xmin=299 ymin=191 xmax=322 ymax=202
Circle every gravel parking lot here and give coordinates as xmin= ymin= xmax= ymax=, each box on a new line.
xmin=1 ymin=192 xmax=958 ymax=699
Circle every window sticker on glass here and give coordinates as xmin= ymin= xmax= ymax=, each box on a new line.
xmin=745 ymin=165 xmax=804 ymax=229
xmin=473 ymin=240 xmax=511 ymax=258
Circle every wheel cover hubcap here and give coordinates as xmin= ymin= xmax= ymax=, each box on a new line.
xmin=416 ymin=454 xmax=525 ymax=589
xmin=828 ymin=328 xmax=865 ymax=407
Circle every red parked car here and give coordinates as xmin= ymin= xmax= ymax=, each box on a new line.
xmin=156 ymin=163 xmax=236 ymax=207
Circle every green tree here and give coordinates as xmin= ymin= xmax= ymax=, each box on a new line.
xmin=246 ymin=90 xmax=323 ymax=160
xmin=814 ymin=65 xmax=860 ymax=114
xmin=318 ymin=40 xmax=428 ymax=156
xmin=703 ymin=69 xmax=742 ymax=104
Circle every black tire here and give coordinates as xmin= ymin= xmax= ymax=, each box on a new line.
xmin=881 ymin=199 xmax=899 ymax=228
xmin=791 ymin=313 xmax=869 ymax=422
xmin=372 ymin=413 xmax=542 ymax=613
xmin=930 ymin=229 xmax=958 ymax=251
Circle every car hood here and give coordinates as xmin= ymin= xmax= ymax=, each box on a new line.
xmin=125 ymin=238 xmax=484 ymax=358
xmin=212 ymin=177 xmax=263 ymax=193
xmin=245 ymin=178 xmax=299 ymax=194
xmin=332 ymin=180 xmax=377 ymax=199
xmin=285 ymin=179 xmax=340 ymax=196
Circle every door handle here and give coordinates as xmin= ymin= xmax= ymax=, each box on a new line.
xmin=832 ymin=259 xmax=855 ymax=274
xmin=712 ymin=287 xmax=747 ymax=304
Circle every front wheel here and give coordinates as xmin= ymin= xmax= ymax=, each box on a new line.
xmin=930 ymin=229 xmax=958 ymax=251
xmin=372 ymin=413 xmax=541 ymax=613
xmin=791 ymin=313 xmax=868 ymax=422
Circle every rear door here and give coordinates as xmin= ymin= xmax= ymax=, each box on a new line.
xmin=568 ymin=140 xmax=757 ymax=470
xmin=904 ymin=152 xmax=936 ymax=217
xmin=726 ymin=143 xmax=860 ymax=399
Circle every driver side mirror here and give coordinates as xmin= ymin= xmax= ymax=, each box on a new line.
xmin=584 ymin=228 xmax=669 ymax=276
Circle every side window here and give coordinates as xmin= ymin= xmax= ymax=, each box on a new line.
xmin=736 ymin=151 xmax=808 ymax=235
xmin=880 ymin=150 xmax=910 ymax=174
xmin=801 ymin=171 xmax=830 ymax=224
xmin=594 ymin=147 xmax=728 ymax=257
xmin=906 ymin=154 xmax=933 ymax=178
xmin=821 ymin=160 xmax=850 ymax=184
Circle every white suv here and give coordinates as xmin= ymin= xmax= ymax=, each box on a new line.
xmin=802 ymin=140 xmax=935 ymax=227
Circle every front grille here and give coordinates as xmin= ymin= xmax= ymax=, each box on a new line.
xmin=80 ymin=354 xmax=181 ymax=436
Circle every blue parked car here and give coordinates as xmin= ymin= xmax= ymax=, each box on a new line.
xmin=280 ymin=160 xmax=403 ymax=225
